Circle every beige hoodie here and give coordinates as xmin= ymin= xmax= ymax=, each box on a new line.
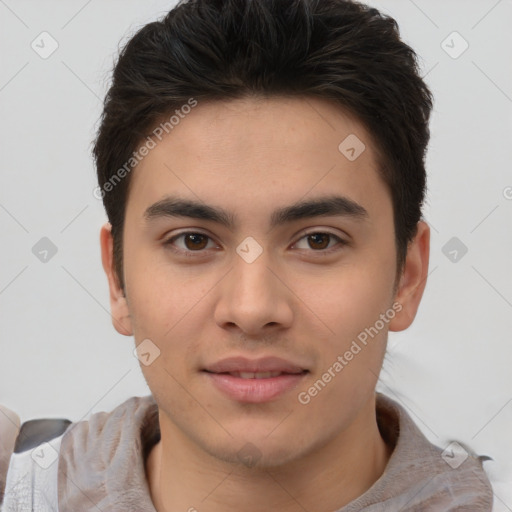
xmin=0 ymin=393 xmax=494 ymax=511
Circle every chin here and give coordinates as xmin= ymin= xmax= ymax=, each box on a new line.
xmin=201 ymin=433 xmax=312 ymax=471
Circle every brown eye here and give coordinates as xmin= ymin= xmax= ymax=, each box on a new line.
xmin=183 ymin=233 xmax=209 ymax=250
xmin=307 ymin=233 xmax=331 ymax=250
xmin=294 ymin=232 xmax=346 ymax=253
xmin=164 ymin=232 xmax=216 ymax=255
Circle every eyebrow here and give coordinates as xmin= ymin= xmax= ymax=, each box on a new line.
xmin=144 ymin=194 xmax=369 ymax=231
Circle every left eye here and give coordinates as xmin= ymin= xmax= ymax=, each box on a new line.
xmin=293 ymin=232 xmax=345 ymax=251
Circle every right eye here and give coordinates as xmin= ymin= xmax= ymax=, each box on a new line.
xmin=163 ymin=231 xmax=219 ymax=256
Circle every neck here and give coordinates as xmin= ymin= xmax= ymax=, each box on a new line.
xmin=146 ymin=394 xmax=392 ymax=512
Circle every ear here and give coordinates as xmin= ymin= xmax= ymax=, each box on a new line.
xmin=388 ymin=220 xmax=430 ymax=332
xmin=100 ymin=222 xmax=133 ymax=336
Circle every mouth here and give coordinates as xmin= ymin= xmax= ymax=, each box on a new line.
xmin=211 ymin=370 xmax=301 ymax=379
xmin=202 ymin=356 xmax=309 ymax=403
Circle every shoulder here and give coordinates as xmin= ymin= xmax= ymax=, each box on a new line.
xmin=56 ymin=395 xmax=159 ymax=510
xmin=0 ymin=396 xmax=157 ymax=510
xmin=373 ymin=392 xmax=494 ymax=510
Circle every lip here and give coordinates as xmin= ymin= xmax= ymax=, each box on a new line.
xmin=204 ymin=356 xmax=306 ymax=374
xmin=203 ymin=356 xmax=308 ymax=403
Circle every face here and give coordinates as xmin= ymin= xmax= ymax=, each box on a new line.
xmin=101 ymin=96 xmax=429 ymax=468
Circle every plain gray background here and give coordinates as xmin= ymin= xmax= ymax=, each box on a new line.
xmin=1 ymin=0 xmax=511 ymax=508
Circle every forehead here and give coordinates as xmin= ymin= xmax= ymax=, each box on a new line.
xmin=126 ymin=96 xmax=390 ymax=225
xmin=144 ymin=95 xmax=377 ymax=163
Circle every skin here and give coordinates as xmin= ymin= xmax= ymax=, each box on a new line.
xmin=100 ymin=96 xmax=430 ymax=511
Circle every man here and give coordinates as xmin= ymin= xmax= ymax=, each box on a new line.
xmin=0 ymin=0 xmax=494 ymax=510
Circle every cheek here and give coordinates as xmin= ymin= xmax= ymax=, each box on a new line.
xmin=294 ymin=266 xmax=391 ymax=423
xmin=124 ymin=242 xmax=201 ymax=330
xmin=297 ymin=262 xmax=394 ymax=344
xmin=292 ymin=252 xmax=395 ymax=399
xmin=124 ymin=245 xmax=217 ymax=367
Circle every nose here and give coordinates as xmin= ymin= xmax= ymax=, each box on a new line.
xmin=213 ymin=247 xmax=294 ymax=338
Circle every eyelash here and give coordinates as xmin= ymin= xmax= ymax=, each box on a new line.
xmin=163 ymin=230 xmax=348 ymax=258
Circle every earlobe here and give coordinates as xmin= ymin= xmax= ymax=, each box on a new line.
xmin=100 ymin=222 xmax=133 ymax=336
xmin=389 ymin=221 xmax=430 ymax=332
